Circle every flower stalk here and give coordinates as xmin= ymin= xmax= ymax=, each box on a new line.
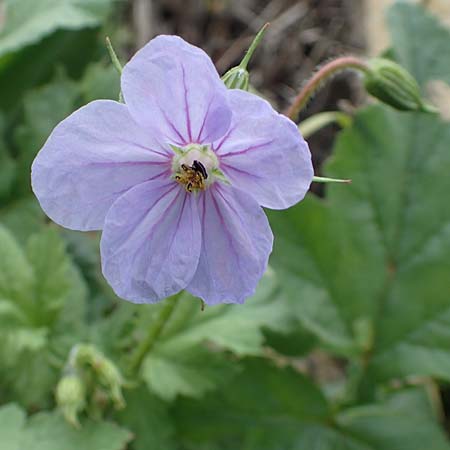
xmin=285 ymin=56 xmax=370 ymax=121
xmin=129 ymin=293 xmax=181 ymax=374
xmin=299 ymin=111 xmax=352 ymax=139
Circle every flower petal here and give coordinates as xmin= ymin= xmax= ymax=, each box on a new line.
xmin=215 ymin=89 xmax=314 ymax=209
xmin=187 ymin=183 xmax=273 ymax=305
xmin=122 ymin=35 xmax=232 ymax=145
xmin=101 ymin=180 xmax=201 ymax=303
xmin=31 ymin=100 xmax=171 ymax=231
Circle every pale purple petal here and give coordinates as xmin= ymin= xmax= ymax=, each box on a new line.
xmin=32 ymin=100 xmax=171 ymax=231
xmin=215 ymin=89 xmax=314 ymax=210
xmin=101 ymin=180 xmax=201 ymax=303
xmin=186 ymin=184 xmax=273 ymax=305
xmin=122 ymin=35 xmax=232 ymax=145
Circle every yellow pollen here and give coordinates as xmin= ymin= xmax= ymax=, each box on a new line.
xmin=175 ymin=163 xmax=207 ymax=193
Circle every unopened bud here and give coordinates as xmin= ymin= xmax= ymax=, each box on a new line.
xmin=56 ymin=373 xmax=86 ymax=428
xmin=70 ymin=344 xmax=126 ymax=410
xmin=95 ymin=358 xmax=125 ymax=409
xmin=364 ymin=58 xmax=437 ymax=113
xmin=222 ymin=67 xmax=249 ymax=90
xmin=221 ymin=23 xmax=269 ymax=91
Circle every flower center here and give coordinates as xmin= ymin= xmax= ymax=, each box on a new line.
xmin=171 ymin=144 xmax=223 ymax=193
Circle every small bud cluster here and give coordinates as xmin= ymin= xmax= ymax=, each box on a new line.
xmin=56 ymin=344 xmax=125 ymax=427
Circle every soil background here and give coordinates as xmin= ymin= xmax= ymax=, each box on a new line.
xmin=127 ymin=0 xmax=367 ymax=178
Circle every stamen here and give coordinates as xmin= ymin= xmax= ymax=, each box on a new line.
xmin=192 ymin=160 xmax=208 ymax=179
xmin=174 ymin=161 xmax=208 ymax=193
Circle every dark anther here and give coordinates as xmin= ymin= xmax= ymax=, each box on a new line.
xmin=192 ymin=160 xmax=208 ymax=179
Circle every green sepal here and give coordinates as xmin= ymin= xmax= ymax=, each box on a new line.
xmin=222 ymin=67 xmax=250 ymax=90
xmin=364 ymin=58 xmax=437 ymax=113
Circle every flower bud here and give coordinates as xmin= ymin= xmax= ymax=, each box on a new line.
xmin=222 ymin=67 xmax=250 ymax=90
xmin=221 ymin=23 xmax=269 ymax=91
xmin=364 ymin=58 xmax=437 ymax=113
xmin=95 ymin=357 xmax=125 ymax=409
xmin=56 ymin=373 xmax=86 ymax=428
xmin=69 ymin=344 xmax=126 ymax=411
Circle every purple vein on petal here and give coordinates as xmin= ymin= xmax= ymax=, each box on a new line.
xmin=107 ymin=182 xmax=179 ymax=262
xmin=157 ymin=101 xmax=188 ymax=145
xmin=210 ymin=190 xmax=242 ymax=274
xmin=196 ymin=97 xmax=214 ymax=143
xmin=181 ymin=65 xmax=193 ymax=143
xmin=117 ymin=139 xmax=172 ymax=158
xmin=148 ymin=190 xmax=188 ymax=285
xmin=81 ymin=161 xmax=169 ymax=168
xmin=212 ymin=125 xmax=237 ymax=153
xmin=218 ymin=139 xmax=275 ymax=158
xmin=128 ymin=187 xmax=183 ymax=276
xmin=220 ymin=162 xmax=264 ymax=180
xmin=198 ymin=191 xmax=217 ymax=293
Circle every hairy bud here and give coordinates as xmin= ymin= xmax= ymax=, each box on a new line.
xmin=56 ymin=373 xmax=86 ymax=428
xmin=364 ymin=58 xmax=437 ymax=113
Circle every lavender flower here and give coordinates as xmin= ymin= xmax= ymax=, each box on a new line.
xmin=31 ymin=36 xmax=313 ymax=305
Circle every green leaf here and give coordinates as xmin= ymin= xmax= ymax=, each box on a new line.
xmin=115 ymin=387 xmax=177 ymax=450
xmin=174 ymin=360 xmax=450 ymax=450
xmin=270 ymin=105 xmax=450 ymax=383
xmin=80 ymin=62 xmax=120 ymax=102
xmin=0 ymin=29 xmax=100 ymax=115
xmin=13 ymin=74 xmax=80 ymax=197
xmin=21 ymin=412 xmax=132 ymax=450
xmin=143 ymin=344 xmax=240 ymax=401
xmin=174 ymin=359 xmax=331 ymax=450
xmin=0 ymin=150 xmax=16 ymax=201
xmin=0 ymin=197 xmax=46 ymax=243
xmin=0 ymin=224 xmax=34 ymax=306
xmin=0 ymin=404 xmax=26 ymax=450
xmin=154 ymin=271 xmax=294 ymax=357
xmin=26 ymin=228 xmax=79 ymax=325
xmin=388 ymin=2 xmax=450 ymax=87
xmin=0 ymin=226 xmax=87 ymax=407
xmin=336 ymin=387 xmax=450 ymax=450
xmin=0 ymin=405 xmax=132 ymax=450
xmin=138 ymin=271 xmax=296 ymax=400
xmin=0 ymin=0 xmax=114 ymax=57
xmin=263 ymin=327 xmax=317 ymax=357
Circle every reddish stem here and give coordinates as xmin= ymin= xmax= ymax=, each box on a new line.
xmin=284 ymin=56 xmax=369 ymax=121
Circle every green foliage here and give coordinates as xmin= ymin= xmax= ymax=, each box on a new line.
xmin=140 ymin=273 xmax=295 ymax=400
xmin=1 ymin=1 xmax=450 ymax=449
xmin=0 ymin=404 xmax=132 ymax=450
xmin=270 ymin=106 xmax=450 ymax=384
xmin=0 ymin=403 xmax=26 ymax=450
xmin=0 ymin=225 xmax=87 ymax=407
xmin=175 ymin=360 xmax=450 ymax=450
xmin=0 ymin=0 xmax=114 ymax=57
xmin=388 ymin=2 xmax=450 ymax=86
xmin=115 ymin=387 xmax=177 ymax=450
xmin=269 ymin=1 xmax=450 ymax=395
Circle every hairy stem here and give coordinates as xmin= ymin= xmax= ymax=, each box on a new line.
xmin=130 ymin=294 xmax=180 ymax=374
xmin=285 ymin=56 xmax=369 ymax=121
